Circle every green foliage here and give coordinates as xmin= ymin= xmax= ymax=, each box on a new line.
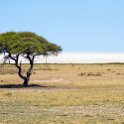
xmin=0 ymin=31 xmax=62 ymax=55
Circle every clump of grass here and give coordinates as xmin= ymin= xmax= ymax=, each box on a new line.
xmin=33 ymin=71 xmax=36 ymax=74
xmin=111 ymin=70 xmax=116 ymax=73
xmin=107 ymin=69 xmax=111 ymax=71
xmin=79 ymin=72 xmax=86 ymax=76
xmin=71 ymin=64 xmax=75 ymax=67
xmin=79 ymin=72 xmax=102 ymax=77
xmin=116 ymin=72 xmax=124 ymax=76
xmin=0 ymin=80 xmax=3 ymax=82
xmin=0 ymin=69 xmax=17 ymax=74
xmin=4 ymin=92 xmax=12 ymax=96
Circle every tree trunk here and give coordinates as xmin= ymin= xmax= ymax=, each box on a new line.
xmin=23 ymin=77 xmax=29 ymax=87
xmin=9 ymin=53 xmax=35 ymax=87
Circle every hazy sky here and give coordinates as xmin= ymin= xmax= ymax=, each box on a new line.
xmin=0 ymin=0 xmax=124 ymax=52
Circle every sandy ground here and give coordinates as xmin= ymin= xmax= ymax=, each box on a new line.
xmin=1 ymin=64 xmax=124 ymax=123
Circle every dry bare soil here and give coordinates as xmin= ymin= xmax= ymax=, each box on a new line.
xmin=0 ymin=64 xmax=124 ymax=124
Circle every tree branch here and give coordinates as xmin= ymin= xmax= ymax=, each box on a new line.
xmin=8 ymin=53 xmax=16 ymax=62
xmin=26 ymin=54 xmax=36 ymax=77
xmin=8 ymin=53 xmax=25 ymax=80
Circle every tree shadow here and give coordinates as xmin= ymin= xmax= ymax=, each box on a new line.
xmin=0 ymin=84 xmax=51 ymax=89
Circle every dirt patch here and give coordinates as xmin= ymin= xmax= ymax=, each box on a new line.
xmin=31 ymin=78 xmax=64 ymax=83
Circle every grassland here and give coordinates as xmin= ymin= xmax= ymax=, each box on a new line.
xmin=0 ymin=64 xmax=124 ymax=124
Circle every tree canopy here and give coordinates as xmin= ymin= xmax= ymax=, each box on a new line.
xmin=0 ymin=31 xmax=62 ymax=55
xmin=0 ymin=31 xmax=62 ymax=87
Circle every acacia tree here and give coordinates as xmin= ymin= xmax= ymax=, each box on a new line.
xmin=0 ymin=32 xmax=62 ymax=87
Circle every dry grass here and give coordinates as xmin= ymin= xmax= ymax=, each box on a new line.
xmin=0 ymin=64 xmax=124 ymax=124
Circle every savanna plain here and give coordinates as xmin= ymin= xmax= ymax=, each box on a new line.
xmin=0 ymin=64 xmax=124 ymax=124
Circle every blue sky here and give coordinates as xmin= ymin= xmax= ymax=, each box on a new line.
xmin=0 ymin=0 xmax=124 ymax=52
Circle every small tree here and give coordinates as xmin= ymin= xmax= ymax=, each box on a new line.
xmin=0 ymin=31 xmax=62 ymax=87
